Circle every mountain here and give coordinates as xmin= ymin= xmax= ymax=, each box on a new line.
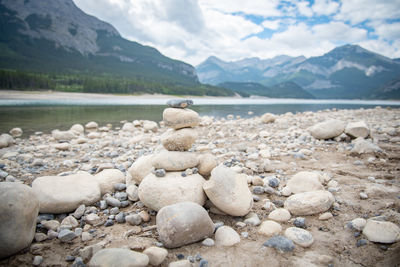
xmin=370 ymin=78 xmax=400 ymax=99
xmin=218 ymin=81 xmax=315 ymax=99
xmin=0 ymin=0 xmax=235 ymax=96
xmin=197 ymin=45 xmax=400 ymax=99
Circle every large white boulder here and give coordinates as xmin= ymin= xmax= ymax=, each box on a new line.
xmin=156 ymin=202 xmax=214 ymax=248
xmin=345 ymin=121 xmax=369 ymax=138
xmin=203 ymin=165 xmax=253 ymax=216
xmin=284 ymin=190 xmax=334 ymax=216
xmin=309 ymin=119 xmax=345 ymax=140
xmin=0 ymin=183 xmax=39 ymax=259
xmin=94 ymin=169 xmax=125 ymax=195
xmin=362 ymin=219 xmax=400 ymax=244
xmin=32 ymin=172 xmax=101 ymax=214
xmin=127 ymin=154 xmax=154 ymax=185
xmin=163 ymin=108 xmax=200 ymax=130
xmin=152 ymin=151 xmax=199 ymax=171
xmin=286 ymin=171 xmax=324 ymax=194
xmin=138 ymin=172 xmax=206 ymax=211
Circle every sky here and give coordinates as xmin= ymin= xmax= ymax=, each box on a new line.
xmin=73 ymin=0 xmax=400 ymax=66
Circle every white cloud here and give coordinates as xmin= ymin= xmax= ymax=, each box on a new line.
xmin=369 ymin=21 xmax=400 ymax=40
xmin=296 ymin=1 xmax=313 ymax=17
xmin=312 ymin=0 xmax=340 ymax=16
xmin=312 ymin=21 xmax=367 ymax=42
xmin=198 ymin=0 xmax=282 ymax=17
xmin=336 ymin=0 xmax=400 ymax=24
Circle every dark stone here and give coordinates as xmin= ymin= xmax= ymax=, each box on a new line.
xmin=187 ymin=256 xmax=195 ymax=263
xmin=36 ymin=214 xmax=54 ymax=223
xmin=104 ymin=220 xmax=114 ymax=227
xmin=268 ymin=178 xmax=280 ymax=188
xmin=195 ymin=253 xmax=202 ymax=261
xmin=380 ymin=245 xmax=388 ymax=251
xmin=176 ymin=253 xmax=185 ymax=260
xmin=167 ymin=99 xmax=193 ymax=108
xmin=115 ymin=212 xmax=125 ymax=223
xmin=0 ymin=163 xmax=5 ymax=169
xmin=294 ymin=217 xmax=306 ymax=228
xmin=120 ymin=201 xmax=130 ymax=208
xmin=263 ymin=235 xmax=295 ymax=252
xmin=72 ymin=257 xmax=85 ymax=267
xmin=253 ymin=195 xmax=260 ymax=202
xmin=155 ymin=169 xmax=166 ymax=177
xmin=199 ymin=259 xmax=209 ymax=267
xmin=356 ymin=239 xmax=368 ymax=247
xmin=66 ymin=255 xmax=75 ymax=262
xmin=181 ymin=172 xmax=187 ymax=177
xmin=273 ymin=200 xmax=284 ymax=207
xmin=354 ymin=232 xmax=361 ymax=237
xmin=253 ymin=186 xmax=264 ymax=194
xmin=192 ymin=168 xmax=198 ymax=174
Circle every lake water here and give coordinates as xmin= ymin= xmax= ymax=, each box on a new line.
xmin=0 ymin=98 xmax=399 ymax=137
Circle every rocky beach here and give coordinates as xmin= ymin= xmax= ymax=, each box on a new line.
xmin=0 ymin=101 xmax=399 ymax=267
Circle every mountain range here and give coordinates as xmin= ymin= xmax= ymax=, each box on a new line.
xmin=197 ymin=45 xmax=400 ymax=99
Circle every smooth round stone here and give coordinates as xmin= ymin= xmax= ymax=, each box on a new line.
xmin=215 ymin=226 xmax=240 ymax=247
xmin=202 ymin=238 xmax=215 ymax=246
xmin=345 ymin=121 xmax=370 ymax=138
xmin=143 ymin=120 xmax=158 ymax=132
xmin=41 ymin=220 xmax=60 ymax=231
xmin=286 ymin=171 xmax=324 ymax=194
xmin=258 ymin=220 xmax=282 ymax=236
xmin=351 ymin=218 xmax=367 ymax=231
xmin=58 ymin=229 xmax=77 ymax=242
xmin=167 ymin=99 xmax=193 ymax=108
xmin=284 ymin=227 xmax=314 ymax=247
xmin=32 ymin=255 xmax=43 ymax=266
xmin=284 ymin=190 xmax=334 ymax=216
xmin=161 ymin=128 xmax=197 ymax=151
xmin=86 ymin=213 xmax=101 ymax=225
xmin=106 ymin=197 xmax=121 ymax=207
xmin=152 ymin=151 xmax=199 ymax=171
xmin=70 ymin=124 xmax=84 ymax=135
xmin=143 ymin=246 xmax=168 ymax=266
xmin=263 ymin=235 xmax=295 ymax=252
xmin=32 ymin=172 xmax=101 ymax=214
xmin=163 ymin=108 xmax=200 ymax=130
xmin=261 ymin=113 xmax=276 ymax=123
xmin=156 ymin=202 xmax=214 ymax=248
xmin=203 ymin=165 xmax=253 ymax=216
xmin=294 ymin=217 xmax=306 ymax=228
xmin=125 ymin=214 xmax=142 ymax=226
xmin=94 ymin=169 xmax=125 ymax=195
xmin=268 ymin=208 xmax=291 ymax=222
xmin=197 ymin=154 xmax=217 ymax=177
xmin=319 ymin=212 xmax=333 ymax=221
xmin=169 ymin=260 xmax=192 ymax=267
xmin=52 ymin=130 xmax=75 ymax=141
xmin=309 ymin=119 xmax=346 ymax=139
xmin=126 ymin=185 xmax=139 ymax=202
xmin=127 ymin=154 xmax=154 ymax=185
xmin=139 ymin=172 xmax=206 ymax=211
xmin=0 ymin=183 xmax=39 ymax=259
xmin=281 ymin=186 xmax=292 ymax=196
xmin=9 ymin=127 xmax=23 ymax=137
xmin=89 ymin=248 xmax=149 ymax=267
xmin=362 ymin=219 xmax=400 ymax=243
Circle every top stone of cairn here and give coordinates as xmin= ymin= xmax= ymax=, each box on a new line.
xmin=167 ymin=99 xmax=193 ymax=108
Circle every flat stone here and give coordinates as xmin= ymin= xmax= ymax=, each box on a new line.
xmin=61 ymin=216 xmax=79 ymax=228
xmin=203 ymin=165 xmax=253 ymax=216
xmin=167 ymin=99 xmax=193 ymax=108
xmin=268 ymin=208 xmax=291 ymax=222
xmin=215 ymin=226 xmax=240 ymax=247
xmin=309 ymin=119 xmax=345 ymax=140
xmin=286 ymin=171 xmax=324 ymax=194
xmin=41 ymin=220 xmax=60 ymax=231
xmin=89 ymin=248 xmax=149 ymax=267
xmin=163 ymin=108 xmax=200 ymax=130
xmin=0 ymin=183 xmax=39 ymax=259
xmin=345 ymin=121 xmax=369 ymax=138
xmin=94 ymin=169 xmax=125 ymax=195
xmin=73 ymin=205 xmax=86 ymax=220
xmin=32 ymin=172 xmax=101 ymax=214
xmin=161 ymin=128 xmax=197 ymax=151
xmin=152 ymin=151 xmax=199 ymax=171
xmin=284 ymin=227 xmax=314 ymax=247
xmin=258 ymin=220 xmax=282 ymax=236
xmin=139 ymin=172 xmax=206 ymax=211
xmin=284 ymin=190 xmax=334 ymax=216
xmin=362 ymin=219 xmax=400 ymax=243
xmin=263 ymin=235 xmax=295 ymax=252
xmin=58 ymin=229 xmax=77 ymax=242
xmin=106 ymin=197 xmax=121 ymax=207
xmin=168 ymin=260 xmax=192 ymax=267
xmin=156 ymin=202 xmax=214 ymax=248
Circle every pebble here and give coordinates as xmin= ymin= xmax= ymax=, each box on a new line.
xmin=114 ymin=183 xmax=126 ymax=191
xmin=268 ymin=208 xmax=291 ymax=222
xmin=199 ymin=259 xmax=209 ymax=267
xmin=215 ymin=226 xmax=240 ymax=246
xmin=104 ymin=220 xmax=114 ymax=227
xmin=115 ymin=212 xmax=125 ymax=223
xmin=155 ymin=169 xmax=166 ymax=177
xmin=73 ymin=204 xmax=86 ymax=219
xmin=258 ymin=220 xmax=282 ymax=236
xmin=351 ymin=218 xmax=367 ymax=231
xmin=32 ymin=255 xmax=43 ymax=266
xmin=72 ymin=257 xmax=85 ymax=267
xmin=359 ymin=192 xmax=368 ymax=199
xmin=356 ymin=239 xmax=368 ymax=247
xmin=106 ymin=197 xmax=121 ymax=207
xmin=294 ymin=217 xmax=306 ymax=228
xmin=125 ymin=214 xmax=142 ymax=226
xmin=319 ymin=212 xmax=333 ymax=221
xmin=268 ymin=177 xmax=280 ymax=188
xmin=110 ymin=207 xmax=120 ymax=215
xmin=263 ymin=235 xmax=295 ymax=252
xmin=58 ymin=229 xmax=77 ymax=242
xmin=202 ymin=238 xmax=215 ymax=246
xmin=253 ymin=186 xmax=264 ymax=194
xmin=284 ymin=227 xmax=314 ymax=247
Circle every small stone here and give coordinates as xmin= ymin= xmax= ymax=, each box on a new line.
xmin=169 ymin=260 xmax=192 ymax=267
xmin=176 ymin=254 xmax=185 ymax=260
xmin=268 ymin=208 xmax=291 ymax=222
xmin=319 ymin=212 xmax=333 ymax=221
xmin=116 ymin=212 xmax=125 ymax=223
xmin=155 ymin=169 xmax=166 ymax=177
xmin=258 ymin=220 xmax=282 ymax=236
xmin=202 ymin=238 xmax=215 ymax=246
xmin=268 ymin=177 xmax=280 ymax=188
xmin=114 ymin=183 xmax=127 ymax=191
xmin=110 ymin=207 xmax=120 ymax=215
xmin=126 ymin=214 xmax=142 ymax=226
xmin=41 ymin=220 xmax=60 ymax=231
xmin=89 ymin=248 xmax=149 ymax=267
xmin=115 ymin=192 xmax=128 ymax=201
xmin=126 ymin=185 xmax=139 ymax=202
xmin=81 ymin=232 xmax=93 ymax=242
xmin=215 ymin=226 xmax=240 ymax=246
xmin=104 ymin=220 xmax=114 ymax=227
xmin=253 ymin=186 xmax=264 ymax=194
xmin=351 ymin=218 xmax=367 ymax=231
xmin=294 ymin=217 xmax=306 ymax=228
xmin=58 ymin=229 xmax=77 ymax=242
xmin=73 ymin=205 xmax=86 ymax=219
xmin=359 ymin=192 xmax=368 ymax=199
xmin=356 ymin=239 xmax=368 ymax=247
xmin=72 ymin=257 xmax=85 ymax=267
xmin=75 ymin=228 xmax=83 ymax=236
xmin=362 ymin=219 xmax=400 ymax=243
xmin=143 ymin=246 xmax=168 ymax=266
xmin=99 ymin=200 xmax=107 ymax=210
xmin=86 ymin=213 xmax=101 ymax=225
xmin=139 ymin=211 xmax=150 ymax=222
xmin=263 ymin=235 xmax=295 ymax=252
xmin=199 ymin=259 xmax=209 ymax=267
xmin=33 ymin=255 xmax=43 ymax=266
xmin=284 ymin=227 xmax=314 ymax=247
xmin=281 ymin=187 xmax=292 ymax=197
xmin=66 ymin=255 xmax=75 ymax=262
xmin=244 ymin=212 xmax=261 ymax=226
xmin=106 ymin=197 xmax=121 ymax=207
xmin=34 ymin=233 xmax=47 ymax=242
xmin=61 ymin=216 xmax=79 ymax=228
xmin=284 ymin=190 xmax=334 ymax=216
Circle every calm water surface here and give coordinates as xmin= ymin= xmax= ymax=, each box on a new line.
xmin=0 ymin=98 xmax=399 ymax=136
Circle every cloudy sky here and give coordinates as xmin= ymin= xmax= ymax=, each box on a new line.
xmin=73 ymin=0 xmax=400 ymax=66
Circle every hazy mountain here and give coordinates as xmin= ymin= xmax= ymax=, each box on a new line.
xmin=0 ymin=0 xmax=198 ymax=85
xmin=218 ymin=81 xmax=315 ymax=99
xmin=197 ymin=45 xmax=400 ymax=99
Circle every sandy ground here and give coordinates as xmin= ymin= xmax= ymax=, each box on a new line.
xmin=0 ymin=107 xmax=399 ymax=267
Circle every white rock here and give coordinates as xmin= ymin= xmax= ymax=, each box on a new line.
xmin=156 ymin=202 xmax=214 ymax=248
xmin=163 ymin=108 xmax=200 ymax=130
xmin=9 ymin=128 xmax=23 ymax=137
xmin=54 ymin=143 xmax=70 ymax=151
xmin=161 ymin=128 xmax=197 ymax=151
xmin=168 ymin=260 xmax=192 ymax=267
xmin=351 ymin=218 xmax=367 ymax=231
xmin=87 ymin=132 xmax=101 ymax=139
xmin=143 ymin=120 xmax=158 ymax=132
xmin=139 ymin=172 xmax=206 ymax=211
xmin=122 ymin=122 xmax=135 ymax=132
xmin=309 ymin=119 xmax=345 ymax=139
xmin=244 ymin=212 xmax=261 ymax=226
xmin=127 ymin=154 xmax=154 ymax=185
xmin=319 ymin=212 xmax=333 ymax=221
xmin=143 ymin=246 xmax=168 ymax=266
xmin=0 ymin=134 xmax=14 ymax=148
xmin=89 ymin=248 xmax=149 ymax=267
xmin=345 ymin=121 xmax=369 ymax=138
xmin=261 ymin=113 xmax=276 ymax=123
xmin=70 ymin=124 xmax=84 ymax=135
xmin=61 ymin=216 xmax=79 ymax=228
xmin=284 ymin=227 xmax=314 ymax=247
xmin=362 ymin=219 xmax=400 ymax=243
xmin=258 ymin=220 xmax=282 ymax=236
xmin=268 ymin=208 xmax=291 ymax=222
xmin=351 ymin=138 xmax=382 ymax=154
xmin=203 ymin=165 xmax=253 ymax=216
xmin=152 ymin=151 xmax=199 ymax=171
xmin=197 ymin=153 xmax=218 ymax=177
xmin=94 ymin=169 xmax=125 ymax=195
xmin=0 ymin=183 xmax=39 ymax=259
xmin=215 ymin=226 xmax=240 ymax=246
xmin=32 ymin=172 xmax=101 ymax=214
xmin=286 ymin=171 xmax=324 ymax=194
xmin=86 ymin=213 xmax=101 ymax=226
xmin=281 ymin=186 xmax=292 ymax=196
xmin=284 ymin=190 xmax=335 ymax=216
xmin=126 ymin=185 xmax=139 ymax=201
xmin=52 ymin=130 xmax=75 ymax=141
xmin=41 ymin=220 xmax=60 ymax=231
xmin=85 ymin=121 xmax=98 ymax=130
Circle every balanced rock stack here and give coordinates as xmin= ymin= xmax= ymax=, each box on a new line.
xmin=138 ymin=99 xmax=207 ymax=212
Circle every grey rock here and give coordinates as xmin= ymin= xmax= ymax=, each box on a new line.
xmin=115 ymin=192 xmax=128 ymax=201
xmin=106 ymin=197 xmax=121 ymax=207
xmin=73 ymin=204 xmax=86 ymax=219
xmin=202 ymin=238 xmax=215 ymax=246
xmin=268 ymin=177 xmax=280 ymax=188
xmin=294 ymin=217 xmax=306 ymax=228
xmin=110 ymin=207 xmax=119 ymax=215
xmin=104 ymin=220 xmax=114 ymax=227
xmin=0 ymin=170 xmax=8 ymax=179
xmin=114 ymin=183 xmax=126 ymax=191
xmin=32 ymin=255 xmax=43 ymax=266
xmin=126 ymin=214 xmax=142 ymax=226
xmin=58 ymin=229 xmax=77 ymax=242
xmin=263 ymin=235 xmax=295 ymax=252
xmin=199 ymin=259 xmax=209 ymax=267
xmin=356 ymin=239 xmax=368 ymax=247
xmin=72 ymin=257 xmax=85 ymax=267
xmin=99 ymin=200 xmax=107 ymax=210
xmin=115 ymin=212 xmax=125 ymax=223
xmin=167 ymin=99 xmax=193 ymax=108
xmin=253 ymin=186 xmax=264 ymax=194
xmin=121 ymin=201 xmax=130 ymax=207
xmin=155 ymin=169 xmax=166 ymax=177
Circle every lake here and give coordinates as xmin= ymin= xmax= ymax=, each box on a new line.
xmin=0 ymin=97 xmax=399 ymax=137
